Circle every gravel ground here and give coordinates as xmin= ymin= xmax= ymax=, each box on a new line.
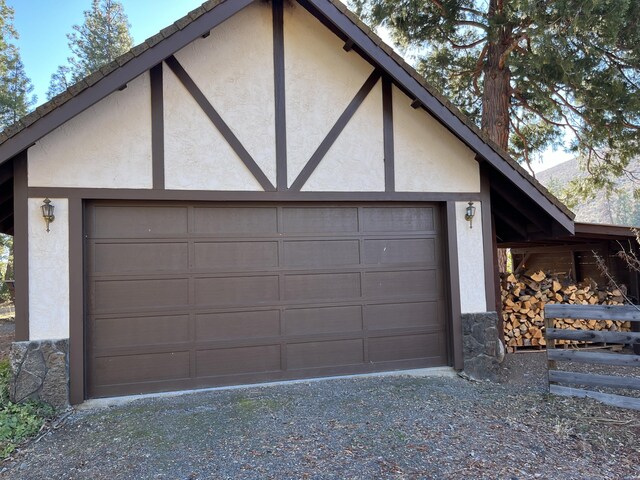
xmin=2 ymin=351 xmax=639 ymax=480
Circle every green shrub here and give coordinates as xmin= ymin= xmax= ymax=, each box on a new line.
xmin=0 ymin=359 xmax=54 ymax=458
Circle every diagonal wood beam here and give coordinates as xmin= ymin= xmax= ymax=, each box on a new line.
xmin=0 ymin=160 xmax=12 ymax=185
xmin=0 ymin=214 xmax=12 ymax=235
xmin=494 ymin=207 xmax=527 ymax=238
xmin=164 ymin=55 xmax=276 ymax=192
xmin=289 ymin=70 xmax=381 ymax=191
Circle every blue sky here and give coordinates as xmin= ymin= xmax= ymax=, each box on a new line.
xmin=8 ymin=0 xmax=571 ymax=172
xmin=9 ymin=0 xmax=203 ymax=103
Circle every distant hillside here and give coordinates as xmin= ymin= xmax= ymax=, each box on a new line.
xmin=536 ymin=157 xmax=640 ymax=226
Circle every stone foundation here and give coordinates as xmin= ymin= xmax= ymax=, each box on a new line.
xmin=9 ymin=339 xmax=69 ymax=410
xmin=462 ymin=312 xmax=504 ymax=381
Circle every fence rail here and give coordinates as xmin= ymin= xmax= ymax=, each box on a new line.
xmin=544 ymin=304 xmax=640 ymax=411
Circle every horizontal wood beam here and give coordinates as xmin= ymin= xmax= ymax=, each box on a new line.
xmin=511 ymin=243 xmax=606 ymax=255
xmin=545 ymin=304 xmax=640 ymax=322
xmin=546 ymin=327 xmax=640 ymax=345
xmin=27 ymin=186 xmax=480 ymax=202
xmin=549 ymin=370 xmax=640 ymax=390
xmin=548 ymin=349 xmax=640 ymax=367
xmin=550 ymin=384 xmax=640 ymax=410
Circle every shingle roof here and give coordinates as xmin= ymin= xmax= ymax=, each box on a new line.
xmin=0 ymin=0 xmax=573 ymax=222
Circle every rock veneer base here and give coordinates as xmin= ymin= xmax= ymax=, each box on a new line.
xmin=9 ymin=339 xmax=69 ymax=410
xmin=462 ymin=312 xmax=504 ymax=381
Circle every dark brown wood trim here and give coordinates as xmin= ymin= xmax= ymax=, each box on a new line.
xmin=382 ymin=76 xmax=394 ymax=193
xmin=289 ymin=70 xmax=381 ymax=191
xmin=272 ymin=0 xmax=287 ymax=191
xmin=445 ymin=201 xmax=463 ymax=370
xmin=68 ymin=198 xmax=84 ymax=404
xmin=0 ymin=0 xmax=255 ymax=165
xmin=27 ymin=186 xmax=480 ymax=202
xmin=480 ymin=167 xmax=496 ymax=312
xmin=165 ymin=55 xmax=276 ymax=192
xmin=13 ymin=154 xmax=28 ymax=341
xmin=150 ymin=63 xmax=165 ymax=190
xmin=299 ymin=0 xmax=574 ymax=235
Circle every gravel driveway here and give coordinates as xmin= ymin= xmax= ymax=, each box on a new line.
xmin=2 ymin=352 xmax=639 ymax=480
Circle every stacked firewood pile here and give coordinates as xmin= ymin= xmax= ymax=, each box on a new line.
xmin=502 ymin=270 xmax=632 ymax=352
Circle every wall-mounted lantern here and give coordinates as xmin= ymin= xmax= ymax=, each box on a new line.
xmin=464 ymin=201 xmax=476 ymax=229
xmin=41 ymin=198 xmax=55 ymax=232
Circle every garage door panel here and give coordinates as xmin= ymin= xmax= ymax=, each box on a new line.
xmin=284 ymin=305 xmax=362 ymax=335
xmin=194 ymin=241 xmax=279 ymax=270
xmin=92 ymin=315 xmax=190 ymax=348
xmin=87 ymin=202 xmax=448 ymax=398
xmin=282 ymin=207 xmax=358 ymax=233
xmin=91 ymin=206 xmax=189 ymax=238
xmin=366 ymin=302 xmax=440 ymax=330
xmin=363 ymin=238 xmax=436 ymax=265
xmin=93 ymin=243 xmax=189 ymax=273
xmin=283 ymin=240 xmax=360 ymax=267
xmin=94 ymin=351 xmax=191 ymax=386
xmin=193 ymin=207 xmax=278 ymax=235
xmin=196 ymin=345 xmax=281 ymax=377
xmin=196 ymin=310 xmax=281 ymax=341
xmin=287 ymin=339 xmax=363 ymax=370
xmin=194 ymin=276 xmax=280 ymax=306
xmin=369 ymin=334 xmax=444 ymax=363
xmin=364 ymin=270 xmax=437 ymax=298
xmin=361 ymin=207 xmax=434 ymax=232
xmin=93 ymin=278 xmax=189 ymax=311
xmin=284 ymin=273 xmax=361 ymax=301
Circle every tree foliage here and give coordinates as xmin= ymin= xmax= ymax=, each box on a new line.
xmin=353 ymin=0 xmax=640 ymax=194
xmin=0 ymin=0 xmax=35 ymax=128
xmin=47 ymin=0 xmax=133 ymax=99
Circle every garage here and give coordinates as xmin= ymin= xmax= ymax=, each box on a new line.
xmin=86 ymin=202 xmax=448 ymax=397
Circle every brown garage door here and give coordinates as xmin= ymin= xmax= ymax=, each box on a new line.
xmin=85 ymin=202 xmax=449 ymax=398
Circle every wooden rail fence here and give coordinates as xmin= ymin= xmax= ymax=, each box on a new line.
xmin=544 ymin=304 xmax=640 ymax=410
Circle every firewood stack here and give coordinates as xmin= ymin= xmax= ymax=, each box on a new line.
xmin=502 ymin=270 xmax=631 ymax=352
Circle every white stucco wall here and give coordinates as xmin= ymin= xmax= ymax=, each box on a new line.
xmin=28 ymin=198 xmax=69 ymax=340
xmin=302 ymin=81 xmax=385 ymax=191
xmin=393 ymin=86 xmax=480 ymax=192
xmin=171 ymin=1 xmax=276 ymax=187
xmin=284 ymin=3 xmax=378 ymax=188
xmin=28 ymin=73 xmax=152 ymax=189
xmin=163 ymin=66 xmax=263 ymax=191
xmin=456 ymin=201 xmax=487 ymax=313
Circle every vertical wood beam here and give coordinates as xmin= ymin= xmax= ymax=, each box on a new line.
xmin=68 ymin=198 xmax=84 ymax=404
xmin=12 ymin=153 xmax=28 ymax=341
xmin=446 ymin=201 xmax=463 ymax=370
xmin=480 ymin=166 xmax=497 ymax=313
xmin=382 ymin=77 xmax=394 ymax=192
xmin=273 ymin=0 xmax=288 ymax=191
xmin=150 ymin=64 xmax=165 ymax=190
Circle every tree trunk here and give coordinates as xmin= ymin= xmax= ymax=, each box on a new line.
xmin=481 ymin=0 xmax=512 ymax=151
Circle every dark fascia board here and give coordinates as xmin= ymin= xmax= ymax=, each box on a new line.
xmin=302 ymin=0 xmax=574 ymax=235
xmin=0 ymin=0 xmax=253 ymax=164
xmin=574 ymin=222 xmax=638 ymax=239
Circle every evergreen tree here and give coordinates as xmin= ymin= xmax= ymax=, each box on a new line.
xmin=353 ymin=0 xmax=640 ymax=194
xmin=0 ymin=1 xmax=35 ymax=128
xmin=47 ymin=0 xmax=133 ymax=99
